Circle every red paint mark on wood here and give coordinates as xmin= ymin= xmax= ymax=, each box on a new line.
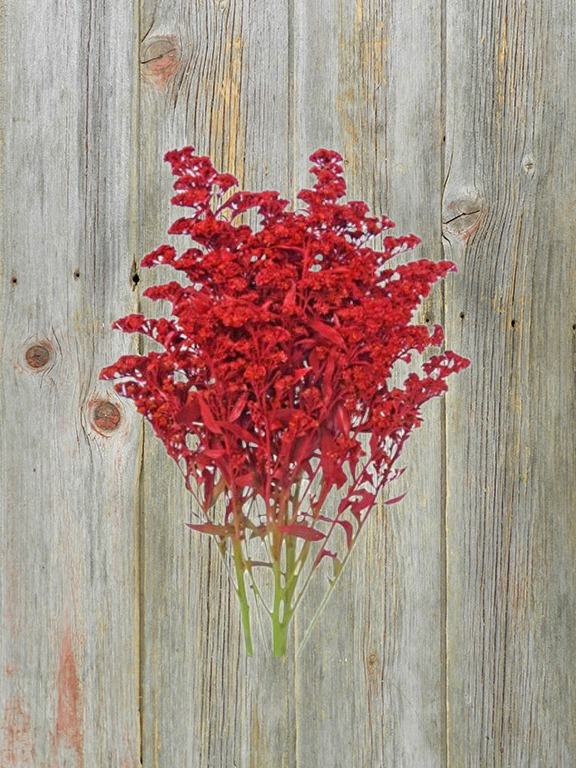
xmin=4 ymin=663 xmax=18 ymax=677
xmin=2 ymin=698 xmax=35 ymax=766
xmin=117 ymin=731 xmax=140 ymax=767
xmin=55 ymin=627 xmax=83 ymax=767
xmin=4 ymin=559 xmax=22 ymax=636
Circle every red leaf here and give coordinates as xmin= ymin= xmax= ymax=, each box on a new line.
xmin=336 ymin=519 xmax=354 ymax=550
xmin=340 ymin=490 xmax=377 ymax=521
xmin=337 ymin=497 xmax=351 ymax=515
xmin=309 ymin=319 xmax=346 ymax=347
xmin=314 ymin=515 xmax=354 ymax=550
xmin=388 ymin=466 xmax=407 ymax=483
xmin=229 ymin=391 xmax=249 ymax=422
xmin=203 ymin=448 xmax=227 ymax=459
xmin=176 ymin=402 xmax=201 ymax=426
xmin=385 ymin=491 xmax=408 ymax=505
xmin=186 ymin=522 xmax=230 ymax=536
xmin=322 ymin=354 xmax=336 ymax=402
xmin=234 ymin=473 xmax=256 ymax=488
xmin=197 ymin=395 xmax=222 ymax=434
xmin=336 ymin=404 xmax=351 ymax=434
xmin=314 ymin=548 xmax=337 ymax=568
xmin=292 ymin=433 xmax=317 ymax=466
xmin=283 ymin=283 xmax=297 ymax=309
xmin=224 ymin=422 xmax=259 ymax=444
xmin=277 ymin=524 xmax=325 ymax=542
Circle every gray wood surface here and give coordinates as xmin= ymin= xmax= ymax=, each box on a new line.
xmin=0 ymin=0 xmax=574 ymax=766
xmin=443 ymin=2 xmax=576 ymax=765
xmin=138 ymin=1 xmax=296 ymax=766
xmin=0 ymin=0 xmax=141 ymax=766
xmin=292 ymin=1 xmax=447 ymax=766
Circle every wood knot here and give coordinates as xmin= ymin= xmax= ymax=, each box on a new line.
xmin=25 ymin=343 xmax=51 ymax=369
xmin=367 ymin=651 xmax=379 ymax=677
xmin=522 ymin=154 xmax=535 ymax=178
xmin=140 ymin=36 xmax=181 ymax=88
xmin=442 ymin=191 xmax=484 ymax=243
xmin=92 ymin=401 xmax=121 ymax=433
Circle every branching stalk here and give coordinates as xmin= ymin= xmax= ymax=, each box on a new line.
xmin=232 ymin=537 xmax=253 ymax=656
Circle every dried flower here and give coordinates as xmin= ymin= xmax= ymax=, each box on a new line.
xmin=101 ymin=147 xmax=470 ymax=656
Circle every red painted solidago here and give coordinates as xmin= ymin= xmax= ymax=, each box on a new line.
xmin=101 ymin=147 xmax=470 ymax=656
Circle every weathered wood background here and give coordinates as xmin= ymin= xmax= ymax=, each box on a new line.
xmin=1 ymin=0 xmax=574 ymax=765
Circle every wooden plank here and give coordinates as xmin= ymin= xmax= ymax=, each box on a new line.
xmin=0 ymin=0 xmax=141 ymax=766
xmin=292 ymin=1 xmax=447 ymax=765
xmin=444 ymin=1 xmax=576 ymax=764
xmin=137 ymin=1 xmax=296 ymax=765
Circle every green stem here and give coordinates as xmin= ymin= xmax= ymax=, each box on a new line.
xmin=271 ymin=562 xmax=292 ymax=657
xmin=232 ymin=537 xmax=253 ymax=656
xmin=270 ymin=530 xmax=301 ymax=657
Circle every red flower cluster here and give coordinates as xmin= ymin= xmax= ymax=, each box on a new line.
xmin=101 ymin=147 xmax=469 ymax=655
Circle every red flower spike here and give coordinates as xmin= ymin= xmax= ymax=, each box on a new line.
xmin=100 ymin=147 xmax=470 ymax=657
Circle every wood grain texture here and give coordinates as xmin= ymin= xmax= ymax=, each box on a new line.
xmin=138 ymin=1 xmax=296 ymax=765
xmin=292 ymin=2 xmax=447 ymax=766
xmin=0 ymin=0 xmax=141 ymax=766
xmin=139 ymin=0 xmax=450 ymax=765
xmin=443 ymin=1 xmax=576 ymax=764
xmin=1 ymin=0 xmax=574 ymax=765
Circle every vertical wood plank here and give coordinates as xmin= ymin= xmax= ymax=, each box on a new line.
xmin=138 ymin=1 xmax=296 ymax=765
xmin=0 ymin=0 xmax=141 ymax=766
xmin=292 ymin=1 xmax=447 ymax=765
xmin=444 ymin=1 xmax=576 ymax=764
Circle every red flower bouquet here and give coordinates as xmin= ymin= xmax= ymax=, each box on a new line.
xmin=101 ymin=147 xmax=469 ymax=656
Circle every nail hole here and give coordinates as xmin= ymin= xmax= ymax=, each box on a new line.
xmin=572 ymin=324 xmax=576 ymax=331
xmin=74 ymin=269 xmax=80 ymax=280
xmin=459 ymin=312 xmax=466 ymax=320
xmin=424 ymin=316 xmax=431 ymax=324
xmin=511 ymin=319 xmax=517 ymax=328
xmin=11 ymin=275 xmax=17 ymax=286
